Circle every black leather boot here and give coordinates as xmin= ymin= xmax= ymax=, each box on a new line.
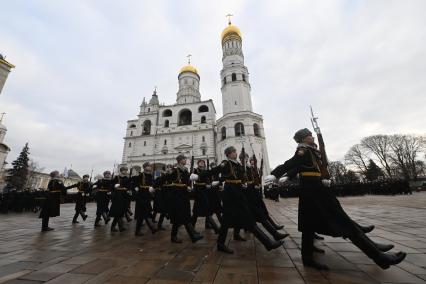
xmin=135 ymin=219 xmax=144 ymax=236
xmin=207 ymin=216 xmax=220 ymax=234
xmin=217 ymin=243 xmax=234 ymax=254
xmin=349 ymin=232 xmax=406 ymax=269
xmin=185 ymin=223 xmax=203 ymax=243
xmin=157 ymin=214 xmax=166 ymax=230
xmin=94 ymin=215 xmax=101 ymax=227
xmin=262 ymin=220 xmax=289 ymax=241
xmin=252 ymin=225 xmax=283 ymax=251
xmin=374 ymin=242 xmax=394 ymax=252
xmin=233 ymin=229 xmax=246 ymax=241
xmin=145 ymin=217 xmax=157 ymax=234
xmin=171 ymin=224 xmax=182 ymax=243
xmin=358 ymin=224 xmax=375 ymax=234
xmin=267 ymin=215 xmax=284 ymax=230
xmin=302 ymin=231 xmax=328 ymax=269
xmin=111 ymin=218 xmax=118 ymax=232
xmin=118 ymin=218 xmax=126 ymax=232
xmin=72 ymin=212 xmax=79 ymax=224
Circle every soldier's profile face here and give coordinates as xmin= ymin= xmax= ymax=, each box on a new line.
xmin=303 ymin=135 xmax=315 ymax=145
xmin=228 ymin=151 xmax=237 ymax=159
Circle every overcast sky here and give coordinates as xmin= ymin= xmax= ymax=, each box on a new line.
xmin=1 ymin=0 xmax=425 ymax=176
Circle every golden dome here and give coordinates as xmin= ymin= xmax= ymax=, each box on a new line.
xmin=179 ymin=64 xmax=198 ymax=75
xmin=221 ymin=24 xmax=242 ymax=42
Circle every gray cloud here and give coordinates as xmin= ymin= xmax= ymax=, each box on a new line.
xmin=1 ymin=0 xmax=425 ymax=175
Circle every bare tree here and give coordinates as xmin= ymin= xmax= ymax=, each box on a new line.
xmin=389 ymin=134 xmax=425 ymax=180
xmin=344 ymin=144 xmax=368 ymax=176
xmin=25 ymin=159 xmax=45 ymax=189
xmin=361 ymin=135 xmax=393 ymax=178
xmin=329 ymin=161 xmax=347 ymax=184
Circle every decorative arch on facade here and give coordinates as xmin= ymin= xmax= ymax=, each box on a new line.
xmin=163 ymin=109 xmax=172 ymax=117
xmin=198 ymin=105 xmax=209 ymax=112
xmin=221 ymin=127 xmax=226 ymax=140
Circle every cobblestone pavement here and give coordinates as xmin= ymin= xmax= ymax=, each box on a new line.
xmin=0 ymin=192 xmax=425 ymax=283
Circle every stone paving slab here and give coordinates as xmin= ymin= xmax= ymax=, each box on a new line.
xmin=1 ymin=192 xmax=426 ymax=283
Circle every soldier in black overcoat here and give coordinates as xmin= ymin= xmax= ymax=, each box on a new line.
xmin=66 ymin=174 xmax=91 ymax=224
xmin=167 ymin=155 xmax=203 ymax=243
xmin=133 ymin=162 xmax=157 ymax=236
xmin=92 ymin=171 xmax=113 ymax=227
xmin=209 ymin=146 xmax=283 ymax=254
xmin=191 ymin=160 xmax=220 ymax=234
xmin=110 ymin=166 xmax=132 ymax=232
xmin=266 ymin=128 xmax=406 ymax=270
xmin=39 ymin=171 xmax=66 ymax=231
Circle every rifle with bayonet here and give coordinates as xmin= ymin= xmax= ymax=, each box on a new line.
xmin=310 ymin=106 xmax=330 ymax=179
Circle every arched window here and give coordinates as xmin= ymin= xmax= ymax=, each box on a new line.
xmin=129 ymin=124 xmax=136 ymax=128
xmin=232 ymin=73 xmax=237 ymax=82
xmin=202 ymin=136 xmax=205 ymax=142
xmin=178 ymin=109 xmax=192 ymax=126
xmin=142 ymin=120 xmax=151 ymax=135
xmin=235 ymin=122 xmax=245 ymax=137
xmin=202 ymin=148 xmax=206 ymax=155
xmin=128 ymin=142 xmax=132 ymax=148
xmin=164 ymin=120 xmax=169 ymax=128
xmin=221 ymin=127 xmax=226 ymax=140
xmin=201 ymin=116 xmax=206 ymax=124
xmin=253 ymin=123 xmax=260 ymax=137
xmin=147 ymin=108 xmax=150 ymax=112
xmin=130 ymin=131 xmax=133 ymax=136
xmin=242 ymin=74 xmax=246 ymax=82
xmin=144 ymin=141 xmax=146 ymax=146
xmin=163 ymin=109 xmax=172 ymax=117
xmin=164 ymin=139 xmax=167 ymax=146
xmin=198 ymin=105 xmax=209 ymax=112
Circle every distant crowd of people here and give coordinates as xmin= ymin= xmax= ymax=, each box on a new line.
xmin=264 ymin=178 xmax=412 ymax=201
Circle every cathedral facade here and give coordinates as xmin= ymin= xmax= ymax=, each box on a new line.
xmin=121 ymin=22 xmax=270 ymax=174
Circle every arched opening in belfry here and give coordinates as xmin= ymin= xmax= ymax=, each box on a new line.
xmin=232 ymin=73 xmax=237 ymax=82
xmin=253 ymin=123 xmax=260 ymax=137
xmin=221 ymin=127 xmax=226 ymax=140
xmin=142 ymin=120 xmax=151 ymax=135
xmin=234 ymin=122 xmax=245 ymax=137
xmin=178 ymin=109 xmax=192 ymax=126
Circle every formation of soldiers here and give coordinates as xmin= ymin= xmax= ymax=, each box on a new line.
xmin=1 ymin=128 xmax=410 ymax=270
xmin=37 ymin=146 xmax=289 ymax=254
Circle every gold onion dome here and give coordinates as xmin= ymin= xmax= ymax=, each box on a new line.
xmin=179 ymin=64 xmax=198 ymax=75
xmin=221 ymin=24 xmax=242 ymax=43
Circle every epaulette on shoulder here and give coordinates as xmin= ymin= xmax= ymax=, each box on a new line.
xmin=220 ymin=160 xmax=228 ymax=167
xmin=296 ymin=147 xmax=306 ymax=156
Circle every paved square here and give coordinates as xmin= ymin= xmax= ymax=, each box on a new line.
xmin=1 ymin=193 xmax=425 ymax=283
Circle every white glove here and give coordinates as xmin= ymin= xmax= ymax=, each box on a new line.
xmin=278 ymin=176 xmax=289 ymax=184
xmin=322 ymin=179 xmax=332 ymax=187
xmin=190 ymin=173 xmax=199 ymax=181
xmin=212 ymin=181 xmax=220 ymax=187
xmin=134 ymin=187 xmax=139 ymax=192
xmin=107 ymin=191 xmax=111 ymax=195
xmin=92 ymin=185 xmax=97 ymax=189
xmin=242 ymin=184 xmax=248 ymax=189
xmin=206 ymin=185 xmax=212 ymax=189
xmin=127 ymin=190 xmax=132 ymax=196
xmin=149 ymin=187 xmax=155 ymax=193
xmin=187 ymin=186 xmax=193 ymax=192
xmin=264 ymin=175 xmax=277 ymax=184
xmin=114 ymin=184 xmax=120 ymax=188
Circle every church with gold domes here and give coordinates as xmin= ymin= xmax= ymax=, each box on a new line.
xmin=121 ymin=20 xmax=270 ymax=174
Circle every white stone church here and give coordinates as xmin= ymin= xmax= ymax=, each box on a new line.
xmin=121 ymin=21 xmax=270 ymax=175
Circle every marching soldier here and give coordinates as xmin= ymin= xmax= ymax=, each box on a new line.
xmin=39 ymin=171 xmax=66 ymax=231
xmin=110 ymin=166 xmax=132 ymax=232
xmin=66 ymin=174 xmax=91 ymax=224
xmin=239 ymin=153 xmax=288 ymax=241
xmin=191 ymin=159 xmax=220 ymax=234
xmin=265 ymin=128 xmax=406 ymax=270
xmin=92 ymin=171 xmax=113 ymax=227
xmin=153 ymin=164 xmax=173 ymax=230
xmin=208 ymin=146 xmax=283 ymax=254
xmin=133 ymin=162 xmax=157 ymax=236
xmin=167 ymin=155 xmax=203 ymax=243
